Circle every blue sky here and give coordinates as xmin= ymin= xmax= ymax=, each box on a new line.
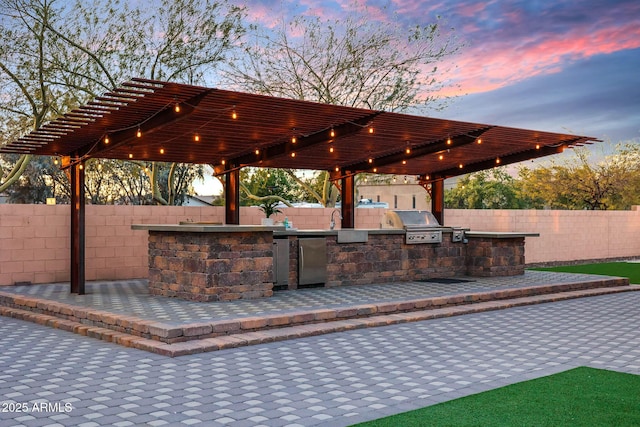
xmin=239 ymin=0 xmax=640 ymax=145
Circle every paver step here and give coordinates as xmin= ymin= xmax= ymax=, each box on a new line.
xmin=0 ymin=280 xmax=636 ymax=357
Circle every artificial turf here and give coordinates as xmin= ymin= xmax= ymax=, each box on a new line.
xmin=352 ymin=367 xmax=640 ymax=427
xmin=530 ymin=261 xmax=640 ymax=284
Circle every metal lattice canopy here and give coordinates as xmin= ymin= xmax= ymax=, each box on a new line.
xmin=1 ymin=78 xmax=598 ymax=182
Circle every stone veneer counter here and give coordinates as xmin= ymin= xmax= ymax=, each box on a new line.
xmin=132 ymin=224 xmax=538 ymax=302
xmin=132 ymin=224 xmax=284 ymax=302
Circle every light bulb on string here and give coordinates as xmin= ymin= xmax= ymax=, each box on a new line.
xmin=104 ymin=136 xmax=110 ymax=144
xmin=194 ymin=134 xmax=200 ymax=142
xmin=174 ymin=103 xmax=181 ymax=113
xmin=330 ymin=128 xmax=335 ymax=138
xmin=136 ymin=128 xmax=142 ymax=138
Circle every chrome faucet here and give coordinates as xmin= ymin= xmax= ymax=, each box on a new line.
xmin=330 ymin=209 xmax=342 ymax=230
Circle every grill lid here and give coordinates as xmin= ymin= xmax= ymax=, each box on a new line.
xmin=382 ymin=210 xmax=441 ymax=229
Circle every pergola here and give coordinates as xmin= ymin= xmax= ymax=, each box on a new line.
xmin=1 ymin=78 xmax=597 ymax=293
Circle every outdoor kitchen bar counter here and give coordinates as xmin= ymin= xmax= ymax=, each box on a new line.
xmin=132 ymin=224 xmax=538 ymax=302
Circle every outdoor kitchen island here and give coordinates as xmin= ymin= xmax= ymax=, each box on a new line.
xmin=132 ymin=222 xmax=538 ymax=302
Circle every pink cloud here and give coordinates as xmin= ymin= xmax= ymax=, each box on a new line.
xmin=434 ymin=20 xmax=640 ymax=98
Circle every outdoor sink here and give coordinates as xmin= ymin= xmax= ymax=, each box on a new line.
xmin=337 ymin=229 xmax=368 ymax=243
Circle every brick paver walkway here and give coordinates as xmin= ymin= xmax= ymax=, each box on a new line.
xmin=0 ymin=273 xmax=639 ymax=426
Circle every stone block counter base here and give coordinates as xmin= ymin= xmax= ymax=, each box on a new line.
xmin=133 ymin=225 xmax=538 ymax=302
xmin=140 ymin=225 xmax=277 ymax=302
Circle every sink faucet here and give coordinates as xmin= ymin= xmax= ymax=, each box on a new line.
xmin=330 ymin=209 xmax=342 ymax=230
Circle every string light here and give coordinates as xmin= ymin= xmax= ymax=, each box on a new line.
xmin=329 ymin=147 xmax=334 ymax=153
xmin=446 ymin=137 xmax=452 ymax=145
xmin=335 ymin=166 xmax=340 ymax=172
xmin=330 ymin=128 xmax=335 ymax=138
xmin=459 ymin=163 xmax=464 ymax=169
xmin=104 ymin=136 xmax=110 ymax=144
xmin=174 ymin=103 xmax=181 ymax=113
xmin=79 ymin=164 xmax=83 ymax=170
xmin=403 ymin=176 xmax=408 ymax=184
xmin=255 ymin=149 xmax=260 ymax=155
xmin=136 ymin=128 xmax=142 ymax=138
xmin=194 ymin=134 xmax=200 ymax=142
xmin=291 ymin=136 xmax=297 ymax=144
xmin=496 ymin=157 xmax=501 ymax=164
xmin=476 ymin=138 xmax=482 ymax=144
xmin=221 ymin=160 xmax=226 ymax=165
xmin=129 ymin=153 xmax=133 ymax=159
xmin=160 ymin=148 xmax=165 ymax=154
xmin=405 ymin=147 xmax=411 ymax=154
xmin=402 ymin=160 xmax=407 ymax=165
xmin=438 ymin=154 xmax=444 ymax=160
xmin=373 ymin=168 xmax=377 ymax=172
xmin=368 ymin=126 xmax=374 ymax=134
xmin=53 ymin=158 xmax=59 ymax=165
xmin=368 ymin=158 xmax=373 ymax=164
xmin=290 ymin=152 xmax=296 ymax=158
xmin=231 ymin=109 xmax=237 ymax=120
xmin=535 ymin=144 xmax=540 ymax=149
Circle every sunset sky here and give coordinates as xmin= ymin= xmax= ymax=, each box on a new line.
xmin=239 ymin=0 xmax=640 ymax=145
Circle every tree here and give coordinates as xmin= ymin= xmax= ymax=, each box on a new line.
xmin=518 ymin=143 xmax=640 ymax=210
xmin=445 ymin=142 xmax=640 ymax=211
xmin=222 ymin=4 xmax=460 ymax=204
xmin=445 ymin=169 xmax=525 ymax=209
xmin=0 ymin=0 xmax=246 ymax=203
xmin=240 ymin=168 xmax=298 ymax=206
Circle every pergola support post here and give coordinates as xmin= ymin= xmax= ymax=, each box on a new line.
xmin=70 ymin=160 xmax=85 ymax=294
xmin=225 ymin=168 xmax=240 ymax=225
xmin=431 ymin=178 xmax=445 ymax=226
xmin=341 ymin=174 xmax=355 ymax=228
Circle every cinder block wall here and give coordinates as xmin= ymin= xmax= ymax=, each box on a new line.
xmin=1 ymin=204 xmax=639 ymax=285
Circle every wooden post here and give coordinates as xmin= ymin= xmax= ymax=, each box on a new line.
xmin=70 ymin=160 xmax=85 ymax=294
xmin=225 ymin=167 xmax=240 ymax=225
xmin=341 ymin=173 xmax=355 ymax=228
xmin=431 ymin=178 xmax=444 ymax=225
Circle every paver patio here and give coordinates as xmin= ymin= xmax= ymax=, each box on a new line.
xmin=0 ymin=275 xmax=639 ymax=426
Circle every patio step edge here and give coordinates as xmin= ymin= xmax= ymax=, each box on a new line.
xmin=0 ymin=283 xmax=637 ymax=357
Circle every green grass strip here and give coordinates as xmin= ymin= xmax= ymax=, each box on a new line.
xmin=531 ymin=261 xmax=640 ymax=284
xmin=352 ymin=367 xmax=640 ymax=427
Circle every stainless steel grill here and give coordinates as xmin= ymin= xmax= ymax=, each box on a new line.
xmin=382 ymin=210 xmax=441 ymax=229
xmin=382 ymin=210 xmax=465 ymax=244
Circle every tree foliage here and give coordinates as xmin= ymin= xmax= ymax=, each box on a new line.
xmin=0 ymin=0 xmax=245 ymax=203
xmin=445 ymin=143 xmax=640 ymax=210
xmin=224 ymin=7 xmax=459 ymax=111
xmin=445 ymin=168 xmax=525 ymax=209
